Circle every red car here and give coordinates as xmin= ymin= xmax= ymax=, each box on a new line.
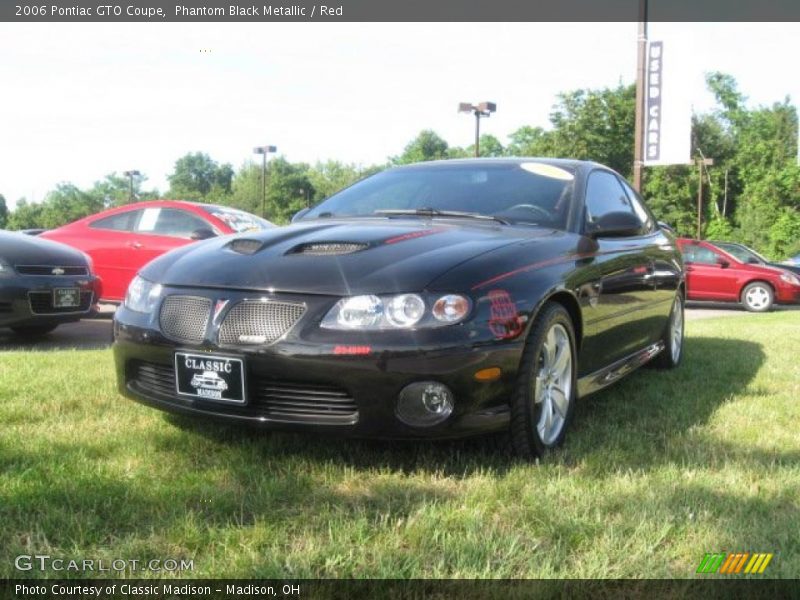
xmin=676 ymin=238 xmax=800 ymax=312
xmin=41 ymin=201 xmax=273 ymax=302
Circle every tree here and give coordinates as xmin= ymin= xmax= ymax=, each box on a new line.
xmin=0 ymin=194 xmax=8 ymax=229
xmin=227 ymin=158 xmax=315 ymax=224
xmin=391 ymin=130 xmax=450 ymax=165
xmin=307 ymin=161 xmax=364 ymax=203
xmin=167 ymin=152 xmax=234 ymax=201
xmin=6 ymin=199 xmax=45 ymax=230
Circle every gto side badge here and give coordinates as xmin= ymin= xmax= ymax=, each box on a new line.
xmin=488 ymin=289 xmax=525 ymax=339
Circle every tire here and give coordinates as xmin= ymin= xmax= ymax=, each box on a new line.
xmin=10 ymin=324 xmax=59 ymax=336
xmin=741 ymin=281 xmax=774 ymax=312
xmin=509 ymin=302 xmax=577 ymax=459
xmin=652 ymin=293 xmax=684 ymax=369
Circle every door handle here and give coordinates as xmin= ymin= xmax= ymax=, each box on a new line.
xmin=128 ymin=241 xmax=142 ymax=249
xmin=686 ymin=266 xmax=694 ymax=272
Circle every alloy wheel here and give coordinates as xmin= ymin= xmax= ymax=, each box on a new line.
xmin=533 ymin=323 xmax=573 ymax=446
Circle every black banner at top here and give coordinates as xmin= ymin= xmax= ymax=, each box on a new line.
xmin=3 ymin=0 xmax=800 ymax=22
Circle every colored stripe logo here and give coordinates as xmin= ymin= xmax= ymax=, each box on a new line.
xmin=696 ymin=552 xmax=773 ymax=574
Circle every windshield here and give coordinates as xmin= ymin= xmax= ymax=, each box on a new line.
xmin=302 ymin=162 xmax=576 ymax=230
xmin=714 ymin=242 xmax=768 ymax=264
xmin=203 ymin=206 xmax=274 ymax=233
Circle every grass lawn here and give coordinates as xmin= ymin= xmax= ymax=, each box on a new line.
xmin=1 ymin=312 xmax=798 ymax=579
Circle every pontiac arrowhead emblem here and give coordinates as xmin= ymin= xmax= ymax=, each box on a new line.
xmin=213 ymin=299 xmax=229 ymax=322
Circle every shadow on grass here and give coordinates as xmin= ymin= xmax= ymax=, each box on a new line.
xmin=162 ymin=335 xmax=770 ymax=474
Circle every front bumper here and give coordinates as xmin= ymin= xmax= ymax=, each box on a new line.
xmin=113 ymin=299 xmax=522 ymax=439
xmin=775 ymin=284 xmax=800 ymax=305
xmin=0 ymin=274 xmax=99 ymax=328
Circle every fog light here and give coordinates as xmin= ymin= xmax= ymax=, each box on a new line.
xmin=396 ymin=381 xmax=454 ymax=427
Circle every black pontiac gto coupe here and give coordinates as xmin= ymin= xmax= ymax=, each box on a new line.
xmin=114 ymin=159 xmax=684 ymax=457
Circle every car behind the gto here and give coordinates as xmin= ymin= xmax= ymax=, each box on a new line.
xmin=113 ymin=158 xmax=685 ymax=458
xmin=0 ymin=230 xmax=100 ymax=335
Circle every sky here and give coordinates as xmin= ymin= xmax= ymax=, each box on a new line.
xmin=1 ymin=21 xmax=799 ymax=208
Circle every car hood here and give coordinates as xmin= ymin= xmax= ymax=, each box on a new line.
xmin=0 ymin=230 xmax=89 ymax=267
xmin=141 ymin=218 xmax=561 ymax=296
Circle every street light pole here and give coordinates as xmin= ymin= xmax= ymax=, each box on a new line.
xmin=459 ymin=102 xmax=497 ymax=157
xmin=123 ymin=170 xmax=140 ymax=203
xmin=632 ymin=0 xmax=648 ymax=192
xmin=253 ymin=145 xmax=277 ymax=219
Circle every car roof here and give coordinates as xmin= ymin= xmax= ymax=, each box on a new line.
xmin=389 ymin=157 xmax=602 ymax=172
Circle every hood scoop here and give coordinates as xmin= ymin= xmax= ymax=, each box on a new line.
xmin=227 ymin=238 xmax=264 ymax=255
xmin=288 ymin=242 xmax=368 ymax=256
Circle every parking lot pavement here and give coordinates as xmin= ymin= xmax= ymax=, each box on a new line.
xmin=686 ymin=301 xmax=800 ymax=320
xmin=0 ymin=308 xmax=114 ymax=351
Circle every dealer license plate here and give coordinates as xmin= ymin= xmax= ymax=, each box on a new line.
xmin=53 ymin=288 xmax=80 ymax=308
xmin=174 ymin=352 xmax=246 ymax=404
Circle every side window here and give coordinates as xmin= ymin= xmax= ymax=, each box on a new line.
xmin=682 ymin=245 xmax=719 ymax=265
xmin=584 ymin=171 xmax=637 ymax=226
xmin=136 ymin=208 xmax=210 ymax=238
xmin=619 ymin=179 xmax=656 ymax=234
xmin=89 ymin=210 xmax=140 ymax=231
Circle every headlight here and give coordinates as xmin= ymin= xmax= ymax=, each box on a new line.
xmin=780 ymin=272 xmax=800 ymax=286
xmin=0 ymin=258 xmax=12 ymax=277
xmin=124 ymin=275 xmax=163 ymax=313
xmin=320 ymin=293 xmax=471 ymax=330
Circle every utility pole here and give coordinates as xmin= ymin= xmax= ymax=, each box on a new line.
xmin=696 ymin=156 xmax=714 ymax=238
xmin=123 ymin=170 xmax=140 ymax=203
xmin=253 ymin=145 xmax=277 ymax=219
xmin=632 ymin=0 xmax=648 ymax=192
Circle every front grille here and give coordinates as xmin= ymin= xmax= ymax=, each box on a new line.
xmin=128 ymin=361 xmax=358 ymax=425
xmin=28 ymin=291 xmax=93 ymax=314
xmin=0 ymin=301 xmax=12 ymax=313
xmin=218 ymin=300 xmax=305 ymax=345
xmin=252 ymin=378 xmax=358 ymax=424
xmin=132 ymin=362 xmax=176 ymax=398
xmin=15 ymin=265 xmax=89 ymax=276
xmin=159 ymin=295 xmax=211 ymax=343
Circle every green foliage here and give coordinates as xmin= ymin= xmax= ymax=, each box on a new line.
xmin=227 ymin=158 xmax=315 ymax=224
xmin=6 ymin=199 xmax=45 ymax=230
xmin=642 ymin=166 xmax=697 ymax=236
xmin=391 ymin=130 xmax=450 ymax=165
xmin=545 ymin=83 xmax=636 ymax=177
xmin=0 ymin=194 xmax=8 ymax=229
xmin=704 ymin=216 xmax=735 ymax=241
xmin=306 ymin=161 xmax=368 ymax=203
xmin=767 ymin=209 xmax=800 ymax=259
xmin=167 ymin=152 xmax=234 ymax=201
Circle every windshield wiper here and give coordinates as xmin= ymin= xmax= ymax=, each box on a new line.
xmin=374 ymin=208 xmax=508 ymax=225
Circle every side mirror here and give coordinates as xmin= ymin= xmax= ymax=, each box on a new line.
xmin=292 ymin=207 xmax=311 ymax=222
xmin=658 ymin=221 xmax=675 ymax=234
xmin=717 ymin=257 xmax=730 ymax=268
xmin=589 ymin=211 xmax=642 ymax=238
xmin=190 ymin=228 xmax=217 ymax=241
xmin=747 ymin=257 xmax=760 ymax=264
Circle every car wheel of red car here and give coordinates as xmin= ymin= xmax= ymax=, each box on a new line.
xmin=741 ymin=281 xmax=774 ymax=312
xmin=510 ymin=302 xmax=577 ymax=459
xmin=652 ymin=293 xmax=684 ymax=369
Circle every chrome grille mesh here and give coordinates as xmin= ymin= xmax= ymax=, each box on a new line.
xmin=219 ymin=300 xmax=305 ymax=345
xmin=159 ymin=295 xmax=211 ymax=343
